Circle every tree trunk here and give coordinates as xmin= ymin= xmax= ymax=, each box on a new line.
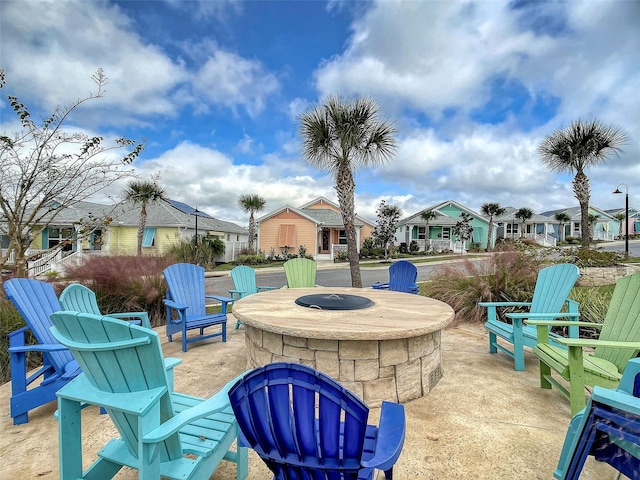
xmin=137 ymin=205 xmax=147 ymax=256
xmin=336 ymin=164 xmax=362 ymax=288
xmin=573 ymin=171 xmax=591 ymax=248
xmin=248 ymin=212 xmax=255 ymax=251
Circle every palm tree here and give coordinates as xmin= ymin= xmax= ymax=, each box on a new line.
xmin=419 ymin=209 xmax=438 ymax=250
xmin=123 ymin=179 xmax=165 ymax=256
xmin=480 ymin=202 xmax=505 ymax=251
xmin=553 ymin=212 xmax=571 ymax=243
xmin=514 ymin=207 xmax=533 ymax=239
xmin=539 ymin=120 xmax=628 ymax=248
xmin=613 ymin=213 xmax=626 ymax=240
xmin=299 ymin=95 xmax=397 ymax=287
xmin=238 ymin=194 xmax=266 ymax=253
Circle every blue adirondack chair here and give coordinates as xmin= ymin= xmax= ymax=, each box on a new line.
xmin=50 ymin=311 xmax=249 ymax=480
xmin=4 ymin=278 xmax=80 ymax=425
xmin=228 ymin=362 xmax=406 ymax=480
xmin=163 ymin=263 xmax=233 ymax=352
xmin=554 ymin=357 xmax=640 ymax=479
xmin=283 ymin=258 xmax=318 ymax=288
xmin=229 ymin=265 xmax=277 ymax=329
xmin=60 ymin=283 xmax=151 ymax=329
xmin=372 ymin=260 xmax=419 ymax=294
xmin=478 ymin=263 xmax=581 ymax=371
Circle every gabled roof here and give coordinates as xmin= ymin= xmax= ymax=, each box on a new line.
xmin=112 ymin=199 xmax=247 ymax=234
xmin=540 ymin=206 xmax=617 ymax=221
xmin=494 ymin=206 xmax=556 ymax=223
xmin=257 ymin=197 xmax=374 ymax=228
xmin=398 ymin=200 xmax=489 ymax=226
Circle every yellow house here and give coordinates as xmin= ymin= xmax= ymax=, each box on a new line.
xmin=257 ymin=197 xmax=375 ymax=261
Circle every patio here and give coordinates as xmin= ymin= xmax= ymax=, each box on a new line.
xmin=0 ymin=317 xmax=620 ymax=479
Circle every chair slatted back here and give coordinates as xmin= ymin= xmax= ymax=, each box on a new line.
xmin=59 ymin=284 xmax=102 ymax=315
xmin=231 ymin=265 xmax=258 ymax=296
xmin=164 ymin=263 xmax=206 ymax=316
xmin=595 ymin=272 xmax=640 ymax=371
xmin=229 ymin=363 xmax=369 ymax=478
xmin=50 ymin=311 xmax=181 ymax=461
xmin=4 ymin=279 xmax=73 ymax=371
xmin=388 ymin=260 xmax=418 ymax=293
xmin=283 ymin=258 xmax=317 ymax=288
xmin=529 ymin=264 xmax=580 ymax=316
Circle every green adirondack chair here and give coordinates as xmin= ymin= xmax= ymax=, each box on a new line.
xmin=228 ymin=265 xmax=277 ymax=329
xmin=50 ymin=311 xmax=249 ymax=480
xmin=530 ymin=271 xmax=640 ymax=415
xmin=283 ymin=257 xmax=318 ymax=288
xmin=479 ymin=263 xmax=581 ymax=371
xmin=60 ymin=283 xmax=152 ymax=329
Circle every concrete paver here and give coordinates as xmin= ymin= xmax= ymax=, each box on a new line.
xmin=0 ymin=317 xmax=622 ymax=479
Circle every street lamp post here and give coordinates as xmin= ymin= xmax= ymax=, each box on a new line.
xmin=613 ymin=183 xmax=629 ymax=258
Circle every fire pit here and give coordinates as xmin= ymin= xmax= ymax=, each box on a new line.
xmin=295 ymin=293 xmax=374 ymax=310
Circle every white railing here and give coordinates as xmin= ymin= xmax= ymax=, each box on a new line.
xmin=217 ymin=240 xmax=250 ymax=263
xmin=27 ymin=249 xmax=62 ymax=277
xmin=593 ymin=231 xmax=615 ymax=242
xmin=523 ymin=233 xmax=557 ymax=247
xmin=331 ymin=244 xmax=348 ymax=261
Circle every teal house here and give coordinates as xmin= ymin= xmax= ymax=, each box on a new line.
xmin=396 ymin=200 xmax=491 ymax=253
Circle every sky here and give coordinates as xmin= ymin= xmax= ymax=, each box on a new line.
xmin=1 ymin=0 xmax=639 ymax=229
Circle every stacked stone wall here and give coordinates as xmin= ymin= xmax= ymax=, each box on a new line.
xmin=244 ymin=325 xmax=443 ymax=407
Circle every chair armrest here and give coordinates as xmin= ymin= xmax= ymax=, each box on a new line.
xmin=164 ymin=299 xmax=187 ymax=311
xmin=506 ymin=312 xmax=580 ymax=320
xmin=478 ymin=302 xmax=532 ymax=307
xmin=107 ymin=312 xmax=151 ymax=329
xmin=372 ymin=282 xmax=390 ymax=290
xmin=528 ymin=320 xmax=601 ymax=328
xmin=143 ymin=371 xmax=249 ymax=443
xmin=206 ymin=295 xmax=233 ymax=314
xmin=361 ymin=401 xmax=406 ymax=472
xmin=554 ymin=338 xmax=640 ymax=349
xmin=228 ymin=289 xmax=246 ymax=300
xmin=9 ymin=343 xmax=70 ymax=354
xmin=257 ymin=286 xmax=278 ymax=292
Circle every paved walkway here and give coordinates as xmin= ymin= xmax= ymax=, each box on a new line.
xmin=0 ymin=319 xmax=620 ymax=479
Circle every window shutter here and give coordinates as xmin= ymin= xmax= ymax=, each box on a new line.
xmin=278 ymin=225 xmax=295 ymax=247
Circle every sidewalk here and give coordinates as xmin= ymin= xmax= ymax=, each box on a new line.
xmin=0 ymin=319 xmax=619 ymax=479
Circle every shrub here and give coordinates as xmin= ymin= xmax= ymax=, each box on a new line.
xmin=568 ymin=284 xmax=614 ymax=324
xmin=64 ymin=255 xmax=173 ymax=327
xmin=168 ymin=236 xmax=224 ymax=270
xmin=0 ymin=296 xmax=41 ymax=384
xmin=423 ymin=249 xmax=542 ymax=324
xmin=409 ymin=240 xmax=419 ymax=252
xmin=234 ymin=253 xmax=270 ymax=265
xmin=558 ymin=247 xmax=623 ymax=267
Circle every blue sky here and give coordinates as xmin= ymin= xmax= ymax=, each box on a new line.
xmin=1 ymin=0 xmax=639 ymax=228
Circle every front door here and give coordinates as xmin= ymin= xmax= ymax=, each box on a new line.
xmin=321 ymin=228 xmax=330 ymax=253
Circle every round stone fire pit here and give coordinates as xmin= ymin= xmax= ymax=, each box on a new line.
xmin=295 ymin=293 xmax=374 ymax=310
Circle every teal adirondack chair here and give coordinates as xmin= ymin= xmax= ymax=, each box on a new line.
xmin=479 ymin=263 xmax=581 ymax=371
xmin=163 ymin=263 xmax=233 ymax=352
xmin=530 ymin=271 xmax=640 ymax=415
xmin=228 ymin=265 xmax=277 ymax=329
xmin=4 ymin=278 xmax=79 ymax=425
xmin=50 ymin=311 xmax=249 ymax=480
xmin=60 ymin=283 xmax=152 ymax=329
xmin=283 ymin=258 xmax=318 ymax=288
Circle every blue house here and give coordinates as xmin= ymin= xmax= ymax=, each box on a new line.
xmin=396 ymin=200 xmax=491 ymax=252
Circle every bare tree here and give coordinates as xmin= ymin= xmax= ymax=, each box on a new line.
xmin=372 ymin=200 xmax=402 ymax=262
xmin=0 ymin=69 xmax=143 ymax=277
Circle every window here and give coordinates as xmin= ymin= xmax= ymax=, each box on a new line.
xmin=48 ymin=226 xmax=74 ymax=251
xmin=278 ymin=224 xmax=296 ymax=247
xmin=506 ymin=223 xmax=519 ymax=236
xmin=338 ymin=229 xmax=347 ymax=245
xmin=142 ymin=228 xmax=156 ymax=247
xmin=417 ymin=226 xmax=426 ymax=240
xmin=441 ymin=227 xmax=451 ymax=239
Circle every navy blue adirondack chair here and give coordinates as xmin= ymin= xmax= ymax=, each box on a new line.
xmin=554 ymin=357 xmax=640 ymax=479
xmin=228 ymin=362 xmax=406 ymax=480
xmin=163 ymin=263 xmax=233 ymax=352
xmin=4 ymin=278 xmax=80 ymax=425
xmin=479 ymin=263 xmax=581 ymax=371
xmin=372 ymin=260 xmax=419 ymax=294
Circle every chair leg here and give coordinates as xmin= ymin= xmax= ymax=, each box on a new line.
xmin=540 ymin=361 xmax=552 ymax=389
xmin=488 ymin=332 xmax=497 ymax=354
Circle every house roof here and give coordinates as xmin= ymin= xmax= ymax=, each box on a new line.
xmin=257 ymin=197 xmax=374 ymax=228
xmin=494 ymin=206 xmax=556 ymax=223
xmin=111 ymin=199 xmax=247 ymax=234
xmin=539 ymin=206 xmax=617 ymax=221
xmin=398 ymin=200 xmax=489 ymax=226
